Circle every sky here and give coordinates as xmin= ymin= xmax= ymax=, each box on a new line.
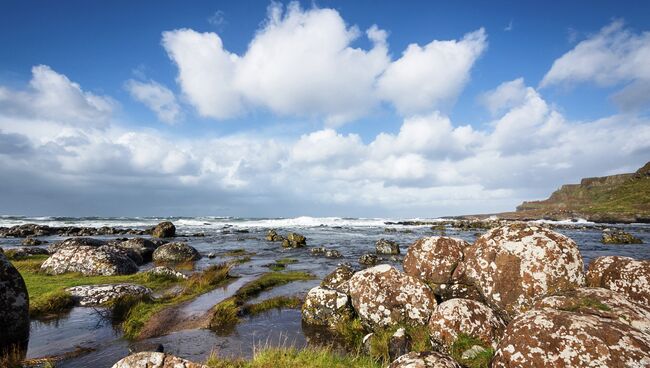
xmin=0 ymin=1 xmax=649 ymax=218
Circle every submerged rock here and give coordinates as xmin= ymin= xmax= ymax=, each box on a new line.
xmin=111 ymin=351 xmax=206 ymax=368
xmin=41 ymin=245 xmax=139 ymax=276
xmin=389 ymin=351 xmax=461 ymax=368
xmin=376 ymin=238 xmax=400 ymax=255
xmin=152 ymin=242 xmax=201 ymax=263
xmin=601 ymin=229 xmax=643 ymax=244
xmin=359 ymin=253 xmax=378 ymax=266
xmin=151 ymin=221 xmax=176 ymax=238
xmin=66 ymin=284 xmax=152 ymax=306
xmin=282 ymin=232 xmax=306 ymax=248
xmin=586 ymin=256 xmax=650 ymax=307
xmin=302 ymin=286 xmax=353 ymax=328
xmin=321 ymin=264 xmax=355 ymax=294
xmin=492 ymin=309 xmax=650 ymax=367
xmin=0 ymin=252 xmax=29 ymax=355
xmin=310 ymin=247 xmax=342 ymax=258
xmin=456 ymin=223 xmax=585 ymax=318
xmin=348 ymin=264 xmax=435 ymax=329
xmin=429 ymin=298 xmax=506 ymax=349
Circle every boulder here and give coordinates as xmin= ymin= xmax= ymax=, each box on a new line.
xmin=111 ymin=352 xmax=206 ymax=368
xmin=118 ymin=238 xmax=158 ymax=262
xmin=281 ymin=232 xmax=306 ymax=248
xmin=110 ymin=246 xmax=144 ymax=266
xmin=0 ymin=253 xmax=29 ymax=355
xmin=41 ymin=245 xmax=139 ymax=276
xmin=152 ymin=242 xmax=201 ymax=263
xmin=586 ymin=256 xmax=650 ymax=307
xmin=389 ymin=351 xmax=461 ymax=368
xmin=145 ymin=266 xmax=188 ymax=280
xmin=66 ymin=284 xmax=152 ymax=306
xmin=151 ymin=221 xmax=175 ymax=238
xmin=376 ymin=238 xmax=400 ymax=255
xmin=601 ymin=229 xmax=643 ymax=244
xmin=311 ymin=247 xmax=342 ymax=258
xmin=359 ymin=253 xmax=379 ymax=266
xmin=456 ymin=223 xmax=585 ymax=318
xmin=321 ymin=264 xmax=355 ymax=294
xmin=302 ymin=286 xmax=353 ymax=328
xmin=348 ymin=264 xmax=435 ymax=329
xmin=265 ymin=229 xmax=284 ymax=242
xmin=48 ymin=237 xmax=106 ymax=253
xmin=429 ymin=298 xmax=506 ymax=349
xmin=534 ymin=287 xmax=650 ymax=334
xmin=21 ymin=237 xmax=45 ymax=246
xmin=492 ymin=309 xmax=650 ymax=367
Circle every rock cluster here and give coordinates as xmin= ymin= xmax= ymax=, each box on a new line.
xmin=601 ymin=229 xmax=643 ymax=244
xmin=265 ymin=229 xmax=284 ymax=242
xmin=0 ymin=252 xmax=29 ymax=355
xmin=310 ymin=247 xmax=342 ymax=258
xmin=282 ymin=232 xmax=307 ymax=248
xmin=0 ymin=223 xmax=147 ymax=238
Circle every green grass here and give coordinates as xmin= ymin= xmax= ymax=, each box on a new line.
xmin=359 ymin=323 xmax=431 ymax=365
xmin=223 ymin=249 xmax=255 ymax=257
xmin=275 ymin=258 xmax=298 ymax=265
xmin=205 ymin=346 xmax=381 ymax=368
xmin=333 ymin=318 xmax=366 ymax=350
xmin=234 ymin=271 xmax=314 ymax=301
xmin=560 ymin=297 xmax=611 ymax=312
xmin=449 ymin=333 xmax=494 ymax=368
xmin=242 ymin=296 xmax=302 ymax=315
xmin=30 ymin=290 xmax=76 ymax=318
xmin=209 ymin=297 xmax=241 ymax=334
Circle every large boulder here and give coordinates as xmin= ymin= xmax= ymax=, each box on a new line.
xmin=281 ymin=232 xmax=306 ymax=248
xmin=321 ymin=264 xmax=355 ymax=294
xmin=48 ymin=237 xmax=106 ymax=253
xmin=118 ymin=238 xmax=158 ymax=262
xmin=302 ymin=286 xmax=354 ymax=328
xmin=456 ymin=223 xmax=585 ymax=318
xmin=389 ymin=351 xmax=461 ymax=368
xmin=0 ymin=253 xmax=29 ymax=355
xmin=152 ymin=242 xmax=201 ymax=263
xmin=534 ymin=287 xmax=650 ymax=334
xmin=41 ymin=245 xmax=139 ymax=276
xmin=586 ymin=256 xmax=650 ymax=307
xmin=492 ymin=309 xmax=650 ymax=367
xmin=429 ymin=298 xmax=506 ymax=350
xmin=376 ymin=238 xmax=400 ymax=255
xmin=151 ymin=221 xmax=175 ymax=238
xmin=111 ymin=352 xmax=206 ymax=368
xmin=348 ymin=264 xmax=435 ymax=329
xmin=66 ymin=284 xmax=152 ymax=306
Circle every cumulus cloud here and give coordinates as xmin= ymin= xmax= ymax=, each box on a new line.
xmin=541 ymin=20 xmax=650 ymax=111
xmin=125 ymin=79 xmax=181 ymax=124
xmin=161 ymin=2 xmax=486 ymax=124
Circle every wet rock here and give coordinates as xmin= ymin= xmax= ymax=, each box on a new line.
xmin=21 ymin=237 xmax=46 ymax=246
xmin=0 ymin=252 xmax=29 ymax=355
xmin=492 ymin=309 xmax=650 ymax=367
xmin=601 ymin=229 xmax=643 ymax=244
xmin=282 ymin=232 xmax=306 ymax=248
xmin=348 ymin=264 xmax=435 ymax=329
xmin=66 ymin=284 xmax=152 ymax=306
xmin=311 ymin=247 xmax=342 ymax=258
xmin=586 ymin=256 xmax=650 ymax=307
xmin=207 ymin=252 xmax=217 ymax=259
xmin=457 ymin=223 xmax=585 ymax=318
xmin=429 ymin=298 xmax=506 ymax=349
xmin=389 ymin=351 xmax=461 ymax=368
xmin=302 ymin=286 xmax=354 ymax=328
xmin=118 ymin=238 xmax=158 ymax=262
xmin=389 ymin=328 xmax=412 ymax=362
xmin=48 ymin=237 xmax=106 ymax=253
xmin=145 ymin=266 xmax=187 ymax=280
xmin=151 ymin=221 xmax=175 ymax=239
xmin=41 ymin=245 xmax=139 ymax=276
xmin=376 ymin=238 xmax=400 ymax=255
xmin=534 ymin=287 xmax=650 ymax=334
xmin=152 ymin=242 xmax=201 ymax=263
xmin=359 ymin=253 xmax=378 ymax=266
xmin=321 ymin=264 xmax=355 ymax=294
xmin=0 ymin=223 xmax=53 ymax=238
xmin=265 ymin=229 xmax=284 ymax=242
xmin=111 ymin=351 xmax=207 ymax=368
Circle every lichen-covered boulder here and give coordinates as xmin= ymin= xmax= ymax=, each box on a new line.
xmin=321 ymin=264 xmax=355 ymax=294
xmin=0 ymin=253 xmax=29 ymax=355
xmin=146 ymin=266 xmax=188 ymax=280
xmin=359 ymin=253 xmax=379 ymax=266
xmin=586 ymin=256 xmax=650 ymax=307
xmin=376 ymin=238 xmax=400 ymax=254
xmin=534 ymin=287 xmax=650 ymax=334
xmin=302 ymin=286 xmax=353 ymax=328
xmin=41 ymin=245 xmax=139 ymax=276
xmin=349 ymin=264 xmax=435 ymax=329
xmin=118 ymin=238 xmax=158 ymax=262
xmin=429 ymin=298 xmax=506 ymax=349
xmin=389 ymin=351 xmax=461 ymax=368
xmin=282 ymin=232 xmax=306 ymax=248
xmin=151 ymin=221 xmax=176 ymax=238
xmin=152 ymin=242 xmax=201 ymax=263
xmin=111 ymin=352 xmax=206 ymax=368
xmin=492 ymin=309 xmax=650 ymax=367
xmin=48 ymin=237 xmax=106 ymax=253
xmin=66 ymin=283 xmax=152 ymax=306
xmin=601 ymin=230 xmax=643 ymax=244
xmin=457 ymin=223 xmax=585 ymax=318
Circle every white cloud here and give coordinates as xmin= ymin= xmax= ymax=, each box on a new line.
xmin=125 ymin=79 xmax=181 ymax=124
xmin=161 ymin=2 xmax=486 ymax=124
xmin=479 ymin=77 xmax=527 ymax=115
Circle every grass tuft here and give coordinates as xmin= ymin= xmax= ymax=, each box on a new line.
xmin=205 ymin=346 xmax=380 ymax=368
xmin=29 ymin=290 xmax=75 ymax=318
xmin=449 ymin=333 xmax=494 ymax=368
xmin=241 ymin=296 xmax=302 ymax=316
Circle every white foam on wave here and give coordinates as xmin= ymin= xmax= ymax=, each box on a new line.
xmin=530 ymin=218 xmax=595 ymax=225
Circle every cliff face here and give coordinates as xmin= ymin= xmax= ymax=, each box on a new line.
xmin=510 ymin=162 xmax=650 ymax=223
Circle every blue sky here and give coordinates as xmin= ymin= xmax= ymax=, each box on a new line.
xmin=0 ymin=1 xmax=649 ymax=217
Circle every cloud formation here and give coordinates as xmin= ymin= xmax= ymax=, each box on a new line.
xmin=125 ymin=79 xmax=181 ymax=124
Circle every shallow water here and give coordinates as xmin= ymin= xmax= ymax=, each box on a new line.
xmin=2 ymin=216 xmax=649 ymax=367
